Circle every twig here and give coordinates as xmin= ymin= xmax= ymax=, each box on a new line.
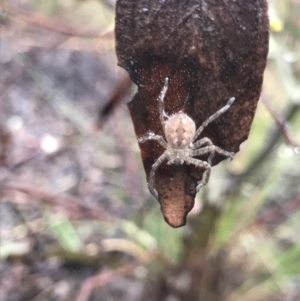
xmin=0 ymin=3 xmax=114 ymax=97
xmin=1 ymin=2 xmax=114 ymax=39
xmin=261 ymin=94 xmax=300 ymax=148
xmin=97 ymin=74 xmax=132 ymax=129
xmin=76 ymin=262 xmax=140 ymax=301
xmin=0 ymin=127 xmax=11 ymax=166
xmin=1 ymin=182 xmax=112 ymax=221
xmin=0 ymin=35 xmax=70 ymax=96
xmin=76 ymin=251 xmax=158 ymax=301
xmin=225 ymin=101 xmax=300 ymax=194
xmin=256 ymin=194 xmax=300 ymax=225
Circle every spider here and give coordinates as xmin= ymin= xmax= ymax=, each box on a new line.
xmin=138 ymin=78 xmax=235 ymax=199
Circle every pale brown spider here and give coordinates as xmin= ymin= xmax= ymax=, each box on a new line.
xmin=138 ymin=78 xmax=235 ymax=199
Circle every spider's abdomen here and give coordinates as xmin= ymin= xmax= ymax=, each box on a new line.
xmin=164 ymin=112 xmax=196 ymax=148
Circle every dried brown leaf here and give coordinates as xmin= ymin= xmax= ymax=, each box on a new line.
xmin=115 ymin=0 xmax=269 ymax=227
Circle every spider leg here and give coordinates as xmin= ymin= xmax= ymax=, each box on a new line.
xmin=186 ymin=157 xmax=211 ymax=192
xmin=192 ymin=146 xmax=234 ymax=160
xmin=194 ymin=97 xmax=235 ymax=141
xmin=158 ymin=77 xmax=169 ymax=130
xmin=138 ymin=134 xmax=168 ymax=149
xmin=193 ymin=137 xmax=216 ymax=164
xmin=193 ymin=137 xmax=214 ymax=150
xmin=148 ymin=152 xmax=169 ymax=199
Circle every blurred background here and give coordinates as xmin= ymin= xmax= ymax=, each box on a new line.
xmin=0 ymin=0 xmax=299 ymax=300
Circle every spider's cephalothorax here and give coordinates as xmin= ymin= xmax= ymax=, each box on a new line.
xmin=164 ymin=112 xmax=195 ymax=164
xmin=138 ymin=78 xmax=235 ymax=199
xmin=165 ymin=112 xmax=196 ymax=149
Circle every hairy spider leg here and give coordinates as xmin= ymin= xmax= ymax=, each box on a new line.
xmin=193 ymin=97 xmax=235 ymax=142
xmin=186 ymin=158 xmax=211 ymax=192
xmin=193 ymin=137 xmax=214 ymax=150
xmin=148 ymin=152 xmax=169 ymax=199
xmin=192 ymin=147 xmax=214 ymax=191
xmin=192 ymin=137 xmax=217 ymax=165
xmin=192 ymin=146 xmax=234 ymax=160
xmin=138 ymin=134 xmax=168 ymax=149
xmin=191 ymin=96 xmax=235 ymax=191
xmin=193 ymin=136 xmax=234 ymax=168
xmin=191 ymin=146 xmax=233 ymax=191
xmin=158 ymin=77 xmax=169 ymax=130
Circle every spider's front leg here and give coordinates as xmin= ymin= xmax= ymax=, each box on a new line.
xmin=186 ymin=157 xmax=211 ymax=192
xmin=194 ymin=97 xmax=235 ymax=142
xmin=138 ymin=133 xmax=168 ymax=149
